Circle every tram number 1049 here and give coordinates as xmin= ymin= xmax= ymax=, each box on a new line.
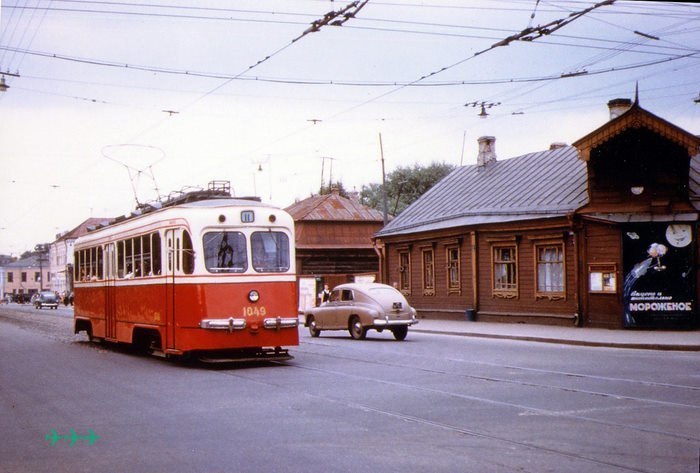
xmin=243 ymin=306 xmax=267 ymax=317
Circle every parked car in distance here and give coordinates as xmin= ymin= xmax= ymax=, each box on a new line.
xmin=34 ymin=291 xmax=59 ymax=310
xmin=304 ymin=283 xmax=418 ymax=340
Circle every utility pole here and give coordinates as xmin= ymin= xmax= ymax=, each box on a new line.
xmin=379 ymin=133 xmax=388 ymax=225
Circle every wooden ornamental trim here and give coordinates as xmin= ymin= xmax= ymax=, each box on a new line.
xmin=421 ymin=247 xmax=435 ymax=296
xmin=491 ymin=243 xmax=518 ymax=299
xmin=398 ymin=250 xmax=411 ymax=296
xmin=574 ymin=103 xmax=700 ymax=162
xmin=445 ymin=245 xmax=461 ymax=295
xmin=533 ymin=242 xmax=566 ymax=301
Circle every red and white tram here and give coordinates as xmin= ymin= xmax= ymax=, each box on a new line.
xmin=73 ymin=185 xmax=299 ymax=361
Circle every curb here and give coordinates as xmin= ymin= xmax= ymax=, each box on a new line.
xmin=412 ymin=328 xmax=700 ymax=351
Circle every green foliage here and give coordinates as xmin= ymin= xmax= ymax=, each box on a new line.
xmin=360 ymin=162 xmax=455 ymax=216
xmin=318 ymin=181 xmax=350 ymax=198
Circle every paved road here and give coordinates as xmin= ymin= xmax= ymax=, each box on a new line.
xmin=1 ymin=305 xmax=699 ymax=473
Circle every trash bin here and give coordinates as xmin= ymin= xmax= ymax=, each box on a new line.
xmin=465 ymin=309 xmax=476 ymax=321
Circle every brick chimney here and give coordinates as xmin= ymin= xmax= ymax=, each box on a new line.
xmin=607 ymin=98 xmax=632 ymax=120
xmin=477 ymin=136 xmax=496 ymax=167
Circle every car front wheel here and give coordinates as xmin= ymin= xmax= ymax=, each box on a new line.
xmin=392 ymin=325 xmax=408 ymax=341
xmin=307 ymin=316 xmax=321 ymax=338
xmin=348 ymin=316 xmax=367 ymax=340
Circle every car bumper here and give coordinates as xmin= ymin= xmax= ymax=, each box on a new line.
xmin=372 ymin=315 xmax=419 ymax=328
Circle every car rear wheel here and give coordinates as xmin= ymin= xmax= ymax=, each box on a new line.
xmin=392 ymin=325 xmax=408 ymax=341
xmin=307 ymin=316 xmax=321 ymax=338
xmin=348 ymin=316 xmax=367 ymax=340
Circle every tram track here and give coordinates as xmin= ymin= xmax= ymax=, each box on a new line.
xmin=292 ymin=347 xmax=699 ymax=441
xmin=211 ymin=358 xmax=667 ymax=473
xmin=298 ymin=341 xmax=700 ymax=413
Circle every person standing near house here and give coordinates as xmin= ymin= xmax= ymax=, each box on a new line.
xmin=318 ymin=284 xmax=331 ymax=305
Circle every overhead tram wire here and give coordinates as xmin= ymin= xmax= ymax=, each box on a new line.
xmin=319 ymin=0 xmax=618 ymax=121
xmin=124 ymin=0 xmax=369 ymax=143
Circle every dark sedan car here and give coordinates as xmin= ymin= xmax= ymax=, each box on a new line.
xmin=34 ymin=291 xmax=59 ymax=310
xmin=304 ymin=283 xmax=418 ymax=340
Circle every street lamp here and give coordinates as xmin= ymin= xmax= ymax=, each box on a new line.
xmin=0 ymin=71 xmax=20 ymax=92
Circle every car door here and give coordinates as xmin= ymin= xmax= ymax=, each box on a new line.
xmin=334 ymin=289 xmax=355 ymax=328
xmin=314 ymin=289 xmax=341 ymax=329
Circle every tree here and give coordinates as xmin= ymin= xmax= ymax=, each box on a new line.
xmin=318 ymin=181 xmax=350 ymax=198
xmin=360 ymin=162 xmax=455 ymax=216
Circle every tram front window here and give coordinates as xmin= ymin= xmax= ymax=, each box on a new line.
xmin=251 ymin=231 xmax=290 ymax=273
xmin=203 ymin=231 xmax=247 ymax=273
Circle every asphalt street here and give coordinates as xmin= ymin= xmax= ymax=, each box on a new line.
xmin=1 ymin=304 xmax=699 ymax=473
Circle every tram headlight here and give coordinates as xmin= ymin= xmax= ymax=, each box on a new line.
xmin=248 ymin=290 xmax=260 ymax=303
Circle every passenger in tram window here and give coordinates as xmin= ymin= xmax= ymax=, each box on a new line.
xmin=124 ymin=264 xmax=134 ymax=279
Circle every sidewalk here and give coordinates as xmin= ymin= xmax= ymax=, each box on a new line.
xmin=411 ymin=318 xmax=700 ymax=351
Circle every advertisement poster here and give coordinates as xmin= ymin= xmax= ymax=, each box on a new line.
xmin=622 ymin=223 xmax=696 ymax=327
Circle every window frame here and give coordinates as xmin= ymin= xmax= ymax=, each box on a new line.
xmin=421 ymin=247 xmax=435 ymax=296
xmin=398 ymin=250 xmax=411 ymax=296
xmin=492 ymin=244 xmax=518 ymax=299
xmin=534 ymin=242 xmax=566 ymax=300
xmin=446 ymin=245 xmax=461 ymax=294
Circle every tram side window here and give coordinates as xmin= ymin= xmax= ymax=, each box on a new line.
xmin=117 ymin=240 xmax=125 ymax=278
xmin=151 ymin=232 xmax=161 ymax=275
xmin=97 ymin=246 xmax=104 ymax=279
xmin=124 ymin=238 xmax=135 ymax=278
xmin=203 ymin=231 xmax=247 ymax=273
xmin=251 ymin=231 xmax=290 ymax=273
xmin=183 ymin=230 xmax=195 ymax=275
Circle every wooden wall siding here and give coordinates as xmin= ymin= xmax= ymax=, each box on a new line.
xmin=297 ymin=249 xmax=379 ymax=276
xmin=475 ymin=225 xmax=578 ymax=322
xmin=385 ymin=232 xmax=473 ymax=319
xmin=295 ymin=221 xmax=381 ymax=247
xmin=582 ymin=221 xmax=623 ymax=328
xmin=383 ymin=222 xmax=582 ymax=321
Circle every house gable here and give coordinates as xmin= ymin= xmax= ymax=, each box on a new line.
xmin=573 ymin=101 xmax=700 ymax=215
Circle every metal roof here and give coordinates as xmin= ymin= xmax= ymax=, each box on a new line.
xmin=285 ymin=192 xmax=385 ymax=222
xmin=376 ymin=145 xmax=588 ymax=237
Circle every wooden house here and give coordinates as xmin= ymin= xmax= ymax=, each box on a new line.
xmin=374 ymin=98 xmax=700 ymax=328
xmin=285 ymin=188 xmax=385 ymax=308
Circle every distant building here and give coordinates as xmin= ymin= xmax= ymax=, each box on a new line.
xmin=49 ymin=217 xmax=111 ymax=295
xmin=375 ymin=98 xmax=700 ymax=329
xmin=285 ymin=188 xmax=386 ymax=309
xmin=1 ymin=254 xmax=50 ymax=300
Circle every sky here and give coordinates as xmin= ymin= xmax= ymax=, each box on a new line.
xmin=1 ymin=0 xmax=699 ymax=256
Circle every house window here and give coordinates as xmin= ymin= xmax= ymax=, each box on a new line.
xmin=493 ymin=245 xmax=517 ymax=297
xmin=422 ymin=248 xmax=435 ymax=296
xmin=398 ymin=251 xmax=411 ymax=294
xmin=21 ymin=272 xmax=27 ymax=283
xmin=446 ymin=246 xmax=460 ymax=292
xmin=34 ymin=271 xmax=40 ymax=282
xmin=536 ymin=244 xmax=564 ymax=296
xmin=7 ymin=272 xmax=13 ymax=283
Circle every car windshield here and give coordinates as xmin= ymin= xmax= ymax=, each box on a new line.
xmin=203 ymin=231 xmax=247 ymax=273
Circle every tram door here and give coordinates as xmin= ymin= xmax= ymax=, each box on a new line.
xmin=164 ymin=229 xmax=180 ymax=350
xmin=104 ymin=243 xmax=117 ymax=340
